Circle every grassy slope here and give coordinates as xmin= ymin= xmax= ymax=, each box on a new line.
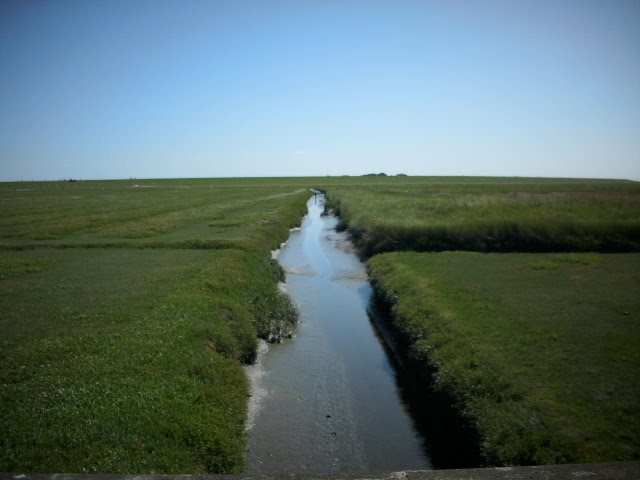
xmin=323 ymin=178 xmax=640 ymax=255
xmin=368 ymin=252 xmax=640 ymax=465
xmin=0 ymin=179 xmax=308 ymax=473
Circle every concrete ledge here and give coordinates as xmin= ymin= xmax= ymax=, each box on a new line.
xmin=2 ymin=462 xmax=639 ymax=480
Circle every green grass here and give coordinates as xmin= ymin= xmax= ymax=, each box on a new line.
xmin=0 ymin=179 xmax=307 ymax=473
xmin=3 ymin=175 xmax=639 ymax=472
xmin=322 ymin=177 xmax=640 ymax=255
xmin=345 ymin=177 xmax=640 ymax=465
xmin=0 ymin=178 xmax=309 ymax=253
xmin=368 ymin=251 xmax=640 ymax=466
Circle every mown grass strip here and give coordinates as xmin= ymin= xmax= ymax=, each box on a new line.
xmin=0 ymin=181 xmax=308 ymax=251
xmin=368 ymin=251 xmax=640 ymax=465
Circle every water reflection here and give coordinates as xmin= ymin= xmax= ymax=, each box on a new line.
xmin=245 ymin=195 xmax=432 ymax=474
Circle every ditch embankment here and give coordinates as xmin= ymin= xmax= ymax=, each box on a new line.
xmin=244 ymin=194 xmax=432 ymax=474
xmin=318 ymin=184 xmax=639 ymax=467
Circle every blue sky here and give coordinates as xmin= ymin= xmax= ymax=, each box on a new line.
xmin=1 ymin=0 xmax=639 ymax=181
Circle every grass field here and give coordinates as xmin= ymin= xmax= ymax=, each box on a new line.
xmin=368 ymin=251 xmax=640 ymax=465
xmin=2 ymin=176 xmax=639 ymax=472
xmin=0 ymin=178 xmax=310 ymax=252
xmin=0 ymin=179 xmax=308 ymax=473
xmin=322 ymin=177 xmax=640 ymax=256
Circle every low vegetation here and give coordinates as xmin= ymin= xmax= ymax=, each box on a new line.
xmin=0 ymin=178 xmax=309 ymax=254
xmin=368 ymin=251 xmax=640 ymax=465
xmin=3 ymin=175 xmax=639 ymax=472
xmin=0 ymin=179 xmax=307 ymax=473
xmin=323 ymin=177 xmax=640 ymax=256
xmin=325 ymin=177 xmax=640 ymax=465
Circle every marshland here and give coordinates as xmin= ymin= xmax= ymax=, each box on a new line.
xmin=1 ymin=176 xmax=639 ymax=473
xmin=4 ymin=0 xmax=640 ymax=475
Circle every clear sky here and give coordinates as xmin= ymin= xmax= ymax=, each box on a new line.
xmin=1 ymin=0 xmax=639 ymax=181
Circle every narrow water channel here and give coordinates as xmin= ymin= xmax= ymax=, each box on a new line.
xmin=245 ymin=194 xmax=432 ymax=474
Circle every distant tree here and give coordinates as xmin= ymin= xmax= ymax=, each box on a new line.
xmin=396 ymin=173 xmax=408 ymax=177
xmin=363 ymin=172 xmax=387 ymax=177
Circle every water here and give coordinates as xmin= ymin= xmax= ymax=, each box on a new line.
xmin=245 ymin=195 xmax=432 ymax=474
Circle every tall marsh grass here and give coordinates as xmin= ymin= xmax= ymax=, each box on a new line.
xmin=326 ymin=183 xmax=640 ymax=255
